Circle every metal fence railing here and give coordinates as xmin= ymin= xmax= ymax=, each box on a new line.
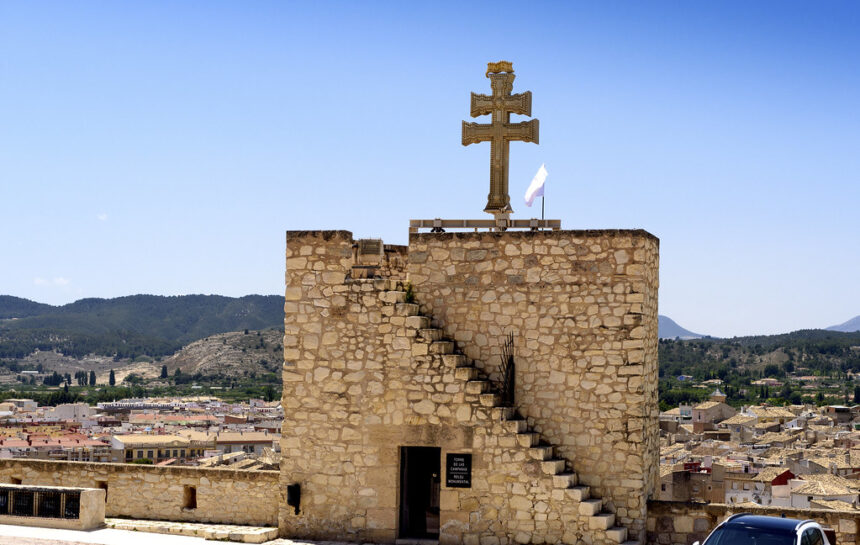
xmin=37 ymin=491 xmax=62 ymax=518
xmin=0 ymin=487 xmax=81 ymax=519
xmin=64 ymin=492 xmax=80 ymax=519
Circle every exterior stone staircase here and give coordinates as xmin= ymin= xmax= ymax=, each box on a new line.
xmin=376 ymin=279 xmax=639 ymax=545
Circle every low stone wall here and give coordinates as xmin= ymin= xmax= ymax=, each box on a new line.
xmin=647 ymin=500 xmax=860 ymax=545
xmin=0 ymin=459 xmax=278 ymax=527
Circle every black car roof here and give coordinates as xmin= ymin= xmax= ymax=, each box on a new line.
xmin=724 ymin=514 xmax=811 ymax=532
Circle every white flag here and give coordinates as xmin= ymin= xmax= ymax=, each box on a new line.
xmin=524 ymin=164 xmax=548 ymax=207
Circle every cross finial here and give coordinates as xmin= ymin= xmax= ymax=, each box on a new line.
xmin=463 ymin=61 xmax=539 ymax=218
xmin=485 ymin=61 xmax=513 ymax=77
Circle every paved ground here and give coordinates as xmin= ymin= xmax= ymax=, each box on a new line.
xmin=0 ymin=523 xmax=216 ymax=544
xmin=0 ymin=523 xmax=359 ymax=545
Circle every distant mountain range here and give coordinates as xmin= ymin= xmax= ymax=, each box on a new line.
xmin=0 ymin=294 xmax=284 ymax=360
xmin=827 ymin=315 xmax=860 ymax=333
xmin=1 ymin=293 xmax=856 ymax=368
xmin=0 ymin=296 xmax=53 ymax=319
xmin=658 ymin=315 xmax=860 ymax=339
xmin=658 ymin=315 xmax=705 ymax=340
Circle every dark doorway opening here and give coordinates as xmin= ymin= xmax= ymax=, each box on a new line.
xmin=96 ymin=481 xmax=108 ymax=502
xmin=183 ymin=486 xmax=197 ymax=509
xmin=399 ymin=446 xmax=440 ymax=539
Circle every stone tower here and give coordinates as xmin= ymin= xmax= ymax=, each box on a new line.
xmin=280 ymin=63 xmax=659 ymax=545
xmin=280 ymin=229 xmax=658 ymax=544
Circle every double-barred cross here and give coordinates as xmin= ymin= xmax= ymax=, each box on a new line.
xmin=462 ymin=61 xmax=539 ymax=216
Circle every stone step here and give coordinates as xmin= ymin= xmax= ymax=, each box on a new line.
xmin=418 ymin=328 xmax=443 ymax=342
xmin=552 ymin=472 xmax=577 ymax=489
xmin=465 ymin=380 xmax=490 ymax=394
xmin=540 ymin=459 xmax=566 ymax=475
xmin=395 ymin=303 xmax=420 ymax=316
xmin=503 ymin=419 xmax=528 ymax=433
xmin=566 ymin=486 xmax=590 ymax=501
xmin=429 ymin=341 xmax=455 ymax=354
xmin=372 ymin=278 xmax=401 ymax=291
xmin=404 ymin=315 xmax=430 ymax=329
xmin=515 ymin=433 xmax=539 ymax=448
xmin=606 ymin=526 xmax=628 ymax=544
xmin=454 ymin=367 xmax=478 ymax=381
xmin=527 ymin=445 xmax=554 ymax=460
xmin=621 ymin=541 xmax=641 ymax=545
xmin=490 ymin=406 xmax=515 ymax=420
xmin=387 ymin=279 xmax=404 ymax=291
xmin=579 ymin=499 xmax=602 ymax=516
xmin=105 ymin=519 xmax=278 ymax=544
xmin=479 ymin=393 xmax=500 ymax=407
xmin=381 ymin=290 xmax=407 ymax=304
xmin=589 ymin=513 xmax=616 ymax=531
xmin=441 ymin=354 xmax=468 ymax=368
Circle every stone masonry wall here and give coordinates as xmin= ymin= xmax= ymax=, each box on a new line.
xmin=408 ymin=230 xmax=660 ymax=536
xmin=282 ymin=229 xmax=659 ymax=544
xmin=646 ymin=500 xmax=860 ymax=545
xmin=0 ymin=459 xmax=278 ymax=526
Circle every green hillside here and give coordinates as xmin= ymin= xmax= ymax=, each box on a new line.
xmin=0 ymin=296 xmax=53 ymax=319
xmin=659 ymin=330 xmax=860 ymax=409
xmin=0 ymin=294 xmax=283 ymax=360
xmin=660 ymin=329 xmax=860 ymax=379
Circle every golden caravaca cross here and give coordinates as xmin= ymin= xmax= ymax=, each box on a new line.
xmin=462 ymin=61 xmax=539 ymax=217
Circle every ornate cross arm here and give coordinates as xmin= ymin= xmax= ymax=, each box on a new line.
xmin=462 ymin=121 xmax=493 ymax=145
xmin=470 ymin=91 xmax=532 ymax=118
xmin=508 ymin=91 xmax=532 ymax=116
xmin=470 ymin=93 xmax=494 ymax=117
xmin=505 ymin=119 xmax=539 ymax=144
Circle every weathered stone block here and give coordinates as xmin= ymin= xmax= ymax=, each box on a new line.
xmin=674 ymin=516 xmax=694 ymax=534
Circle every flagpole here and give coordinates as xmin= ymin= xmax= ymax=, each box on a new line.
xmin=541 ymin=195 xmax=544 ymax=221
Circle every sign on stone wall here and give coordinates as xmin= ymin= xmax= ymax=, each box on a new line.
xmin=445 ymin=453 xmax=472 ymax=488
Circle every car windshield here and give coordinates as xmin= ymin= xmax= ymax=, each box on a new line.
xmin=704 ymin=526 xmax=795 ymax=545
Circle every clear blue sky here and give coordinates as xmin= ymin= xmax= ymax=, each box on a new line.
xmin=1 ymin=2 xmax=858 ymax=337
